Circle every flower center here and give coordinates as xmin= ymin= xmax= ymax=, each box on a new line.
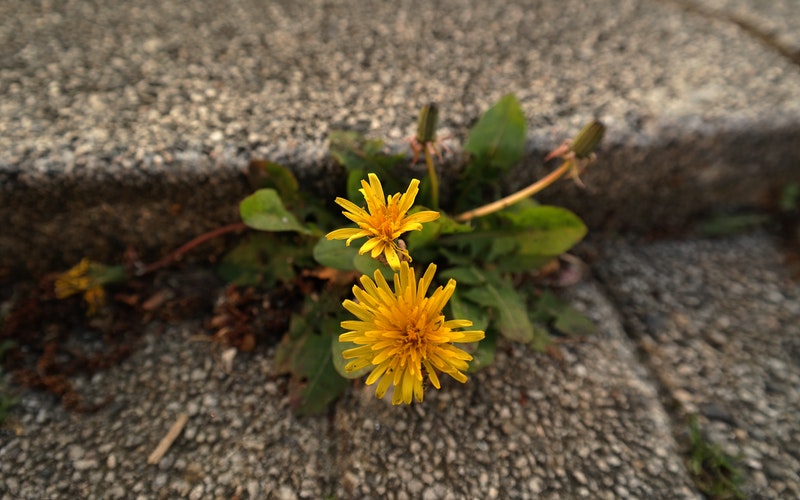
xmin=375 ymin=204 xmax=400 ymax=240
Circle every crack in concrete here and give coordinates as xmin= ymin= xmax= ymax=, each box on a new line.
xmin=663 ymin=0 xmax=800 ymax=67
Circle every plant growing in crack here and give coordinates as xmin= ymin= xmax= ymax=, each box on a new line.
xmin=45 ymin=94 xmax=604 ymax=414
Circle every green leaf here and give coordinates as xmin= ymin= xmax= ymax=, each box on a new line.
xmin=467 ymin=329 xmax=497 ymax=372
xmin=353 ymin=254 xmax=394 ymax=280
xmin=533 ymin=291 xmax=596 ymax=337
xmin=218 ymin=236 xmax=267 ymax=286
xmin=313 ymin=237 xmax=360 ymax=271
xmin=240 ymin=189 xmax=311 ymax=234
xmin=442 ymin=205 xmax=587 ymax=271
xmin=406 ymin=211 xmax=472 ymax=253
xmin=275 ymin=296 xmax=350 ymax=415
xmin=329 ymin=131 xmax=385 ymax=172
xmin=498 ymin=204 xmax=587 ymax=255
xmin=461 ymin=279 xmax=536 ymax=344
xmin=449 ymin=289 xmax=489 ymax=331
xmin=247 ymin=160 xmax=300 ymax=203
xmin=346 ymin=169 xmax=367 ymax=202
xmin=553 ymin=308 xmax=596 ymax=337
xmin=328 ymin=131 xmax=407 ymax=196
xmin=331 ymin=336 xmax=372 ymax=379
xmin=218 ymin=233 xmax=310 ymax=287
xmin=696 ymin=213 xmax=769 ymax=236
xmin=439 ymin=266 xmax=491 ymax=286
xmin=464 ymin=93 xmax=526 ymax=171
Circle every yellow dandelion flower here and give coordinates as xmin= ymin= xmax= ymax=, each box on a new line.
xmin=54 ymin=259 xmax=124 ymax=316
xmin=326 ymin=173 xmax=439 ymax=270
xmin=340 ymin=262 xmax=485 ymax=405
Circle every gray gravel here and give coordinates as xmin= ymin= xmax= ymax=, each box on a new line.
xmin=2 ymin=0 xmax=800 ymax=275
xmin=2 ymin=0 xmax=800 ymax=496
xmin=0 ymin=281 xmax=699 ymax=499
xmin=596 ymin=232 xmax=800 ymax=498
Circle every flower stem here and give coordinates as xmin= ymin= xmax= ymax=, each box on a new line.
xmin=137 ymin=222 xmax=248 ymax=276
xmin=424 ymin=147 xmax=440 ymax=210
xmin=454 ymin=160 xmax=573 ymax=222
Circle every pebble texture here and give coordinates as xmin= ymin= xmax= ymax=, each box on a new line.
xmin=2 ymin=0 xmax=800 ymax=275
xmin=596 ymin=233 xmax=800 ymax=498
xmin=1 ymin=284 xmax=699 ymax=499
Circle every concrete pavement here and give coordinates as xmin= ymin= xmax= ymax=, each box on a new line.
xmin=1 ymin=0 xmax=799 ymax=497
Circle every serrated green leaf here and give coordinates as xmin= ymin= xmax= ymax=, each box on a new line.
xmin=275 ymin=298 xmax=350 ymax=415
xmin=240 ymin=189 xmax=311 ymax=234
xmin=464 ymin=94 xmax=526 ymax=171
xmin=219 ymin=233 xmax=310 ymax=287
xmin=461 ymin=280 xmax=536 ymax=343
xmin=529 ymin=324 xmax=553 ymax=352
xmin=331 ymin=335 xmax=372 ymax=379
xmin=284 ymin=329 xmax=348 ymax=415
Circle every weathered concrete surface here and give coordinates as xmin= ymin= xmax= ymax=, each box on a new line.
xmin=5 ymin=231 xmax=800 ymax=498
xmin=2 ymin=0 xmax=800 ymax=276
xmin=596 ymin=232 xmax=800 ymax=498
xmin=685 ymin=0 xmax=800 ymax=55
xmin=0 ymin=283 xmax=699 ymax=499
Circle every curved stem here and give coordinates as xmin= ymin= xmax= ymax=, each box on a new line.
xmin=424 ymin=147 xmax=440 ymax=210
xmin=137 ymin=222 xmax=249 ymax=276
xmin=454 ymin=160 xmax=572 ymax=222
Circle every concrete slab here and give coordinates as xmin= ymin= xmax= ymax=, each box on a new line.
xmin=0 ymin=282 xmax=699 ymax=498
xmin=686 ymin=0 xmax=800 ymax=55
xmin=596 ymin=233 xmax=800 ymax=498
xmin=2 ymin=0 xmax=800 ymax=275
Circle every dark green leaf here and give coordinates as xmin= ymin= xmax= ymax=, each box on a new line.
xmin=240 ymin=189 xmax=311 ymax=234
xmin=218 ymin=236 xmax=267 ymax=286
xmin=275 ymin=296 xmax=350 ymax=415
xmin=696 ymin=213 xmax=769 ymax=236
xmin=219 ymin=233 xmax=310 ymax=287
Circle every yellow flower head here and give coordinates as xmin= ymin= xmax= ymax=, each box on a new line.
xmin=326 ymin=173 xmax=439 ymax=270
xmin=54 ymin=258 xmax=122 ymax=316
xmin=340 ymin=262 xmax=485 ymax=405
